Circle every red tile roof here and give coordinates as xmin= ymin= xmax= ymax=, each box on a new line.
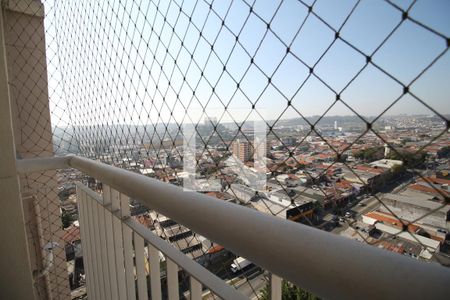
xmin=208 ymin=245 xmax=224 ymax=254
xmin=335 ymin=179 xmax=353 ymax=190
xmin=374 ymin=240 xmax=405 ymax=254
xmin=62 ymin=225 xmax=80 ymax=244
xmin=407 ymin=184 xmax=450 ymax=198
xmin=354 ymin=165 xmax=385 ymax=174
xmin=365 ymin=211 xmax=420 ymax=233
xmin=419 ymin=176 xmax=450 ymax=185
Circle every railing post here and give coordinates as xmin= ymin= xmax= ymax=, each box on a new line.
xmin=87 ymin=194 xmax=102 ymax=300
xmin=95 ymin=201 xmax=108 ymax=299
xmin=102 ymin=185 xmax=120 ymax=300
xmin=120 ymin=192 xmax=136 ymax=300
xmin=97 ymin=197 xmax=113 ymax=299
xmin=77 ymin=188 xmax=95 ymax=299
xmin=148 ymin=244 xmax=162 ymax=300
xmin=134 ymin=232 xmax=148 ymax=300
xmin=190 ymin=277 xmax=202 ymax=300
xmin=270 ymin=274 xmax=282 ymax=300
xmin=167 ymin=258 xmax=179 ymax=300
xmin=113 ymin=190 xmax=128 ymax=300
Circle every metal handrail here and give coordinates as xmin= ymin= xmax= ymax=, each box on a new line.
xmin=18 ymin=156 xmax=450 ymax=300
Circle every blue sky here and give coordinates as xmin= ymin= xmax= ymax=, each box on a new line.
xmin=45 ymin=0 xmax=450 ymax=126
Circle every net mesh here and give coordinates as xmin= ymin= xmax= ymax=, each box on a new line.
xmin=4 ymin=0 xmax=449 ymax=298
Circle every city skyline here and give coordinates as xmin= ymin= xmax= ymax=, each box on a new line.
xmin=45 ymin=0 xmax=450 ymax=126
xmin=51 ymin=113 xmax=448 ymax=128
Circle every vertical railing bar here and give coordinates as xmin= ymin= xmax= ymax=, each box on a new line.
xmin=270 ymin=274 xmax=282 ymax=300
xmin=98 ymin=196 xmax=113 ymax=299
xmin=190 ymin=276 xmax=202 ymax=300
xmin=86 ymin=193 xmax=101 ymax=300
xmin=92 ymin=198 xmax=106 ymax=299
xmin=111 ymin=190 xmax=127 ymax=300
xmin=119 ymin=192 xmax=131 ymax=217
xmin=103 ymin=184 xmax=111 ymax=204
xmin=166 ymin=258 xmax=179 ymax=300
xmin=77 ymin=189 xmax=91 ymax=298
xmin=103 ymin=185 xmax=120 ymax=300
xmin=134 ymin=232 xmax=148 ymax=300
xmin=120 ymin=192 xmax=136 ymax=300
xmin=148 ymin=244 xmax=162 ymax=300
xmin=83 ymin=190 xmax=95 ymax=300
xmin=83 ymin=190 xmax=94 ymax=299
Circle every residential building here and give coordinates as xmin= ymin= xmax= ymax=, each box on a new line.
xmin=231 ymin=139 xmax=252 ymax=162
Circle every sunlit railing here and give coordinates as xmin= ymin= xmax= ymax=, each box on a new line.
xmin=17 ymin=156 xmax=450 ymax=300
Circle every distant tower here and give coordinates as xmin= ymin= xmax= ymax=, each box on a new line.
xmin=384 ymin=143 xmax=390 ymax=158
xmin=334 ymin=121 xmax=338 ymax=130
xmin=231 ymin=139 xmax=251 ymax=162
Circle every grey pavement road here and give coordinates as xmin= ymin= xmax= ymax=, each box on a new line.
xmin=203 ymin=268 xmax=266 ymax=300
xmin=238 ymin=272 xmax=267 ymax=300
xmin=352 ymin=197 xmax=380 ymax=216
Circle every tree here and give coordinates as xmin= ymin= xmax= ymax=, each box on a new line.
xmin=354 ymin=147 xmax=384 ymax=162
xmin=391 ymin=163 xmax=406 ymax=175
xmin=260 ymin=280 xmax=320 ymax=300
xmin=336 ymin=153 xmax=348 ymax=163
xmin=61 ymin=210 xmax=73 ymax=228
xmin=437 ymin=146 xmax=450 ymax=159
xmin=387 ymin=150 xmax=426 ymax=168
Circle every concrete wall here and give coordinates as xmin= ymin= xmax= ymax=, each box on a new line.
xmin=0 ymin=6 xmax=36 ymax=298
xmin=2 ymin=1 xmax=70 ymax=298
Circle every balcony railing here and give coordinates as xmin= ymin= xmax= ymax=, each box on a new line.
xmin=16 ymin=155 xmax=450 ymax=300
xmin=76 ymin=182 xmax=245 ymax=300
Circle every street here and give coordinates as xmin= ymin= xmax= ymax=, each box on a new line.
xmin=203 ymin=267 xmax=266 ymax=299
